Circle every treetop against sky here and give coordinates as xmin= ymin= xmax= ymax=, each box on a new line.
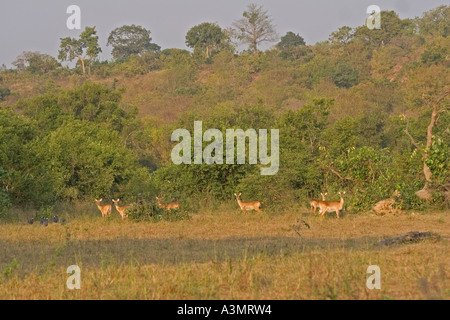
xmin=0 ymin=0 xmax=448 ymax=66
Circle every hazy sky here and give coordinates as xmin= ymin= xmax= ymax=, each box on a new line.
xmin=0 ymin=0 xmax=447 ymax=67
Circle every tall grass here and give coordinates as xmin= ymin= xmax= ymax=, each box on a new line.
xmin=0 ymin=210 xmax=448 ymax=299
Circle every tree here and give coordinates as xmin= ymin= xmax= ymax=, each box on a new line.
xmin=12 ymin=51 xmax=60 ymax=74
xmin=353 ymin=11 xmax=414 ymax=46
xmin=421 ymin=46 xmax=447 ymax=65
xmin=232 ymin=3 xmax=278 ymax=54
xmin=331 ymin=63 xmax=360 ymax=88
xmin=185 ymin=23 xmax=227 ymax=59
xmin=277 ymin=32 xmax=305 ymax=50
xmin=416 ymin=5 xmax=450 ymax=38
xmin=403 ymin=88 xmax=449 ymax=201
xmin=36 ymin=120 xmax=151 ymax=200
xmin=0 ymin=108 xmax=56 ymax=208
xmin=107 ymin=25 xmax=160 ymax=61
xmin=277 ymin=32 xmax=312 ymax=61
xmin=58 ymin=26 xmax=102 ymax=74
xmin=328 ymin=26 xmax=354 ymax=45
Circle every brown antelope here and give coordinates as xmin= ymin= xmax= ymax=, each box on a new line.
xmin=95 ymin=198 xmax=112 ymax=218
xmin=155 ymin=196 xmax=180 ymax=210
xmin=310 ymin=192 xmax=327 ymax=214
xmin=234 ymin=193 xmax=262 ymax=215
xmin=318 ymin=191 xmax=345 ymax=218
xmin=112 ymin=199 xmax=132 ymax=220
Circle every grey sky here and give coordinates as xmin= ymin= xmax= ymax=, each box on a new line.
xmin=0 ymin=0 xmax=447 ymax=67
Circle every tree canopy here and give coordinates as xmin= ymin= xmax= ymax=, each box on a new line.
xmin=232 ymin=3 xmax=278 ymax=53
xmin=107 ymin=24 xmax=160 ymax=61
xmin=186 ymin=22 xmax=228 ymax=58
xmin=58 ymin=26 xmax=102 ymax=74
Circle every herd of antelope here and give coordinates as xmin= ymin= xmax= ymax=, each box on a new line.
xmin=233 ymin=191 xmax=345 ymax=218
xmin=95 ymin=196 xmax=180 ymax=220
xmin=95 ymin=191 xmax=346 ymax=219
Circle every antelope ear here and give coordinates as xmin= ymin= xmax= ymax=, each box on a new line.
xmin=239 ymin=193 xmax=242 ymax=196
xmin=99 ymin=198 xmax=102 ymax=202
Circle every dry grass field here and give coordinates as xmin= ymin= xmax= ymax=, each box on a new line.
xmin=0 ymin=209 xmax=448 ymax=300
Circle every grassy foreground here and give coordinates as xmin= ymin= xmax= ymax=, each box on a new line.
xmin=0 ymin=210 xmax=448 ymax=300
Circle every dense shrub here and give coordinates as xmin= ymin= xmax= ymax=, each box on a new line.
xmin=127 ymin=199 xmax=190 ymax=222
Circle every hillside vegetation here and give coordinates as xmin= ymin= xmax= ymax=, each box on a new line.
xmin=0 ymin=5 xmax=449 ymax=218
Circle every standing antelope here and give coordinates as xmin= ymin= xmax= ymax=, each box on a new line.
xmin=95 ymin=198 xmax=112 ymax=218
xmin=234 ymin=193 xmax=262 ymax=215
xmin=155 ymin=196 xmax=180 ymax=210
xmin=318 ymin=192 xmax=345 ymax=218
xmin=310 ymin=192 xmax=327 ymax=214
xmin=112 ymin=199 xmax=132 ymax=220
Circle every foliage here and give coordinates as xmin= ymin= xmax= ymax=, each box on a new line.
xmin=232 ymin=3 xmax=278 ymax=53
xmin=107 ymin=25 xmax=160 ymax=61
xmin=12 ymin=51 xmax=60 ymax=74
xmin=416 ymin=5 xmax=450 ymax=37
xmin=127 ymin=199 xmax=190 ymax=222
xmin=58 ymin=26 xmax=102 ymax=74
xmin=421 ymin=46 xmax=447 ymax=65
xmin=331 ymin=63 xmax=360 ymax=88
xmin=329 ymin=26 xmax=354 ymax=45
xmin=425 ymin=137 xmax=449 ymax=184
xmin=277 ymin=32 xmax=306 ymax=50
xmin=0 ymin=168 xmax=11 ymax=218
xmin=0 ymin=87 xmax=10 ymax=101
xmin=0 ymin=5 xmax=449 ymax=215
xmin=353 ymin=11 xmax=414 ymax=47
xmin=186 ymin=23 xmax=229 ymax=59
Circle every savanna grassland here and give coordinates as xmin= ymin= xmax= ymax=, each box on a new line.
xmin=0 ymin=209 xmax=448 ymax=300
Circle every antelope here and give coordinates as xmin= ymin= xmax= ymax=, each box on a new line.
xmin=112 ymin=199 xmax=132 ymax=220
xmin=234 ymin=193 xmax=262 ymax=215
xmin=155 ymin=196 xmax=180 ymax=210
xmin=318 ymin=192 xmax=345 ymax=218
xmin=310 ymin=192 xmax=327 ymax=214
xmin=95 ymin=198 xmax=112 ymax=218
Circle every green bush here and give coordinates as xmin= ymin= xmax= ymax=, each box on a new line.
xmin=0 ymin=87 xmax=10 ymax=101
xmin=0 ymin=168 xmax=11 ymax=218
xmin=421 ymin=46 xmax=447 ymax=65
xmin=127 ymin=199 xmax=190 ymax=222
xmin=331 ymin=63 xmax=360 ymax=88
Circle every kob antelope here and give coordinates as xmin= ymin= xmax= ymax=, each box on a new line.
xmin=318 ymin=192 xmax=345 ymax=218
xmin=234 ymin=193 xmax=262 ymax=215
xmin=95 ymin=198 xmax=112 ymax=218
xmin=310 ymin=192 xmax=327 ymax=214
xmin=112 ymin=199 xmax=132 ymax=220
xmin=156 ymin=196 xmax=180 ymax=210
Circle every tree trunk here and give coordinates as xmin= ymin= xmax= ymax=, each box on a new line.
xmin=404 ymin=88 xmax=449 ymax=201
xmin=253 ymin=25 xmax=258 ymax=54
xmin=79 ymin=57 xmax=86 ymax=74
